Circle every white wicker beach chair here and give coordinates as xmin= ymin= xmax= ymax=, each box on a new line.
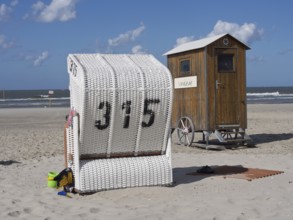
xmin=66 ymin=54 xmax=173 ymax=193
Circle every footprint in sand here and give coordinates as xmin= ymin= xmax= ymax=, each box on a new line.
xmin=23 ymin=208 xmax=32 ymax=214
xmin=89 ymin=208 xmax=100 ymax=213
xmin=8 ymin=211 xmax=21 ymax=217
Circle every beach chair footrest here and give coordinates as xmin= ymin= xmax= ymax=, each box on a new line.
xmin=75 ymin=154 xmax=172 ymax=193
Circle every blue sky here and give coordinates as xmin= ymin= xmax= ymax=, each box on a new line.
xmin=0 ymin=0 xmax=292 ymax=89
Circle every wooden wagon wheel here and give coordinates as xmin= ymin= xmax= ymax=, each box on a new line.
xmin=177 ymin=116 xmax=195 ymax=146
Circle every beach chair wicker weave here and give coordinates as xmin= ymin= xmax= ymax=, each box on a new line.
xmin=66 ymin=54 xmax=173 ymax=192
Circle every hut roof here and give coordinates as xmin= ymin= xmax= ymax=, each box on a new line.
xmin=164 ymin=33 xmax=250 ymax=56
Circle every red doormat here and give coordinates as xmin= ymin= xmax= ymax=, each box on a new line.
xmin=187 ymin=166 xmax=284 ymax=181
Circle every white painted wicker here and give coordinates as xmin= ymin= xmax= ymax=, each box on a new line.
xmin=66 ymin=54 xmax=173 ymax=192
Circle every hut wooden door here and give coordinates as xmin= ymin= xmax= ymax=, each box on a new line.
xmin=215 ymin=48 xmax=239 ymax=125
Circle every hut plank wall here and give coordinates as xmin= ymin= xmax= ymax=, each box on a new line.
xmin=168 ymin=49 xmax=207 ymax=131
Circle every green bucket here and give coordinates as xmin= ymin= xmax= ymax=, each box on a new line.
xmin=47 ymin=172 xmax=58 ymax=188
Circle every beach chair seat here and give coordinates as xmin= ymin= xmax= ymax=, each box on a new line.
xmin=66 ymin=54 xmax=173 ymax=193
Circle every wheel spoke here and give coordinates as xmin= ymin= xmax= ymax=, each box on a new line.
xmin=180 ymin=119 xmax=185 ymax=129
xmin=179 ymin=133 xmax=185 ymax=141
xmin=177 ymin=128 xmax=185 ymax=132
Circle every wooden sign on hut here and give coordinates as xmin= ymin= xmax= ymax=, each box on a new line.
xmin=164 ymin=33 xmax=252 ymax=147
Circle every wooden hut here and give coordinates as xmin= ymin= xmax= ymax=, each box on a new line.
xmin=164 ymin=33 xmax=251 ymax=146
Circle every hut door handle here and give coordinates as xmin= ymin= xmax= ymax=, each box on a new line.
xmin=216 ymin=80 xmax=222 ymax=89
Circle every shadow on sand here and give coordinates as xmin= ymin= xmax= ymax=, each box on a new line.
xmin=172 ymin=166 xmax=212 ymax=186
xmin=0 ymin=160 xmax=21 ymax=166
xmin=185 ymin=132 xmax=293 ymax=149
xmin=249 ymin=133 xmax=293 ymax=145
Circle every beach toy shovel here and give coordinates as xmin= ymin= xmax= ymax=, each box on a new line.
xmin=58 ymin=191 xmax=72 ymax=198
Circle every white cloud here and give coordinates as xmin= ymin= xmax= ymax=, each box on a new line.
xmin=174 ymin=36 xmax=195 ymax=47
xmin=247 ymin=55 xmax=264 ymax=62
xmin=33 ymin=51 xmax=49 ymax=66
xmin=0 ymin=34 xmax=14 ymax=49
xmin=208 ymin=20 xmax=263 ymax=44
xmin=0 ymin=35 xmax=5 ymax=46
xmin=0 ymin=35 xmax=6 ymax=45
xmin=132 ymin=45 xmax=145 ymax=54
xmin=131 ymin=24 xmax=145 ymax=40
xmin=32 ymin=1 xmax=46 ymax=12
xmin=108 ymin=23 xmax=146 ymax=47
xmin=0 ymin=3 xmax=12 ymax=21
xmin=30 ymin=0 xmax=77 ymax=22
xmin=0 ymin=1 xmax=18 ymax=21
xmin=10 ymin=0 xmax=19 ymax=7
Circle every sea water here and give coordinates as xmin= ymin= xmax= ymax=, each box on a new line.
xmin=247 ymin=87 xmax=293 ymax=104
xmin=0 ymin=90 xmax=70 ymax=108
xmin=0 ymin=87 xmax=293 ymax=108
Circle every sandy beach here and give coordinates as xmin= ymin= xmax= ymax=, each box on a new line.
xmin=1 ymin=104 xmax=293 ymax=220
